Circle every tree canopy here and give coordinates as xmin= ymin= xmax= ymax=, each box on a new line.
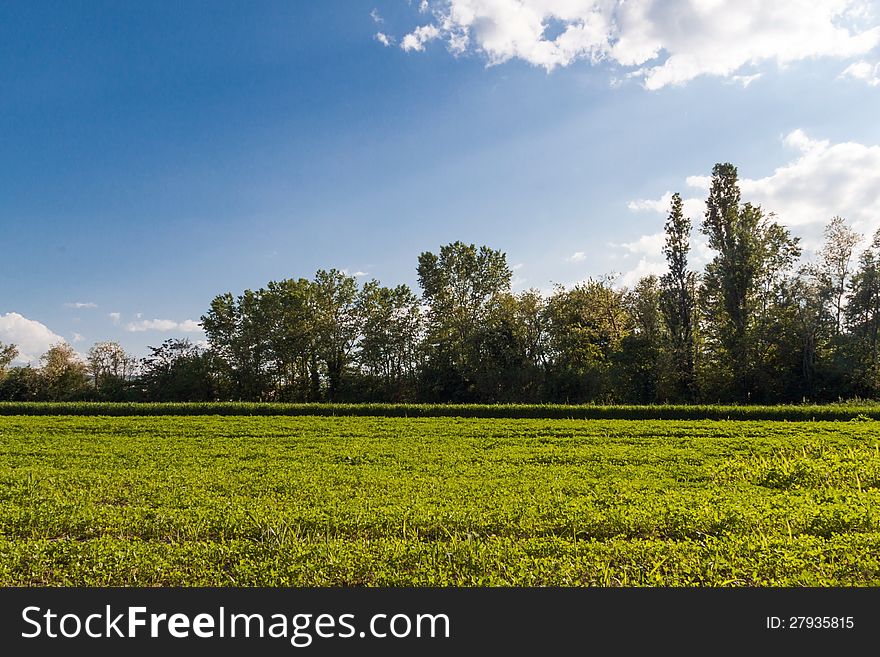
xmin=2 ymin=162 xmax=878 ymax=404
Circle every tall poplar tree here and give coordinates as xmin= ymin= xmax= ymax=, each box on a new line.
xmin=659 ymin=192 xmax=696 ymax=400
xmin=701 ymin=163 xmax=799 ymax=400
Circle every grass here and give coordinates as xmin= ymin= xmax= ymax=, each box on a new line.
xmin=1 ymin=414 xmax=878 ymax=585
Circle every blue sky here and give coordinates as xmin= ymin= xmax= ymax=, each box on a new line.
xmin=2 ymin=1 xmax=880 ymax=362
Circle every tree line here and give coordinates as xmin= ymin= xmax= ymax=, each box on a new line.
xmin=2 ymin=163 xmax=879 ymax=404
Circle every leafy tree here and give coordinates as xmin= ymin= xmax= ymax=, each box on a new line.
xmin=545 ymin=277 xmax=628 ymax=402
xmin=39 ymin=343 xmax=88 ymax=401
xmin=471 ymin=290 xmax=548 ymax=402
xmin=616 ymin=276 xmax=664 ymax=403
xmin=659 ymin=192 xmax=697 ymax=400
xmin=312 ymin=269 xmax=360 ymax=400
xmin=846 ymin=230 xmax=880 ymax=395
xmin=818 ymin=216 xmax=861 ymax=335
xmin=87 ymin=341 xmax=138 ymax=399
xmin=261 ymin=278 xmax=319 ymax=401
xmin=750 ymin=222 xmax=802 ymax=400
xmin=141 ymin=339 xmax=216 ymax=401
xmin=701 ymin=163 xmax=800 ymax=401
xmin=417 ymin=241 xmax=512 ymax=400
xmin=0 ymin=341 xmax=17 ymax=374
xmin=755 ymin=269 xmax=831 ymax=401
xmin=203 ymin=271 xmax=362 ymax=401
xmin=201 ymin=292 xmax=243 ymax=398
xmin=201 ymin=290 xmax=273 ymax=400
xmin=357 ymin=281 xmax=423 ymax=400
xmin=0 ymin=366 xmax=41 ymax=401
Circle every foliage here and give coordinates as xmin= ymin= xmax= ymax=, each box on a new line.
xmin=417 ymin=241 xmax=512 ymax=401
xmin=659 ymin=192 xmax=697 ymax=400
xmin=2 ymin=162 xmax=879 ymax=405
xmin=701 ymin=163 xmax=801 ymax=401
xmin=38 ymin=343 xmax=88 ymax=401
xmin=140 ymin=339 xmax=217 ymax=402
xmin=0 ymin=342 xmax=17 ymax=374
xmin=545 ymin=277 xmax=628 ymax=402
xmin=87 ymin=341 xmax=138 ymax=400
xmin=356 ymin=281 xmax=423 ymax=401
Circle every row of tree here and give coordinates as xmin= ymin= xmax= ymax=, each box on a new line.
xmin=2 ymin=163 xmax=879 ymax=404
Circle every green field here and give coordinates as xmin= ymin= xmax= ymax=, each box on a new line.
xmin=1 ymin=414 xmax=879 ymax=586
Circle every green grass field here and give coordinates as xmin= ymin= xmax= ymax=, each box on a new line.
xmin=1 ymin=414 xmax=879 ymax=586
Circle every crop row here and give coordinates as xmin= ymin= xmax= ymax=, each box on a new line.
xmin=2 ymin=401 xmax=880 ymax=420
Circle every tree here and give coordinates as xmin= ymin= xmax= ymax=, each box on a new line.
xmin=768 ymin=269 xmax=834 ymax=401
xmin=357 ymin=281 xmax=423 ymax=400
xmin=312 ymin=269 xmax=360 ymax=400
xmin=545 ymin=277 xmax=628 ymax=402
xmin=0 ymin=341 xmax=17 ymax=374
xmin=616 ymin=276 xmax=664 ymax=403
xmin=701 ymin=163 xmax=800 ymax=400
xmin=471 ymin=290 xmax=548 ymax=402
xmin=141 ymin=339 xmax=216 ymax=401
xmin=417 ymin=242 xmax=512 ymax=400
xmin=87 ymin=341 xmax=137 ymax=399
xmin=0 ymin=366 xmax=41 ymax=401
xmin=846 ymin=230 xmax=880 ymax=395
xmin=261 ymin=278 xmax=319 ymax=401
xmin=750 ymin=221 xmax=802 ymax=400
xmin=659 ymin=192 xmax=697 ymax=400
xmin=201 ymin=290 xmax=273 ymax=400
xmin=818 ymin=216 xmax=861 ymax=335
xmin=39 ymin=343 xmax=88 ymax=401
xmin=201 ymin=292 xmax=242 ymax=398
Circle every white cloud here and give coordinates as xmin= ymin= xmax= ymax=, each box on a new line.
xmin=568 ymin=251 xmax=586 ymax=262
xmin=64 ymin=301 xmax=97 ymax=309
xmin=371 ymin=8 xmax=384 ymax=24
xmin=352 ymin=271 xmax=369 ymax=277
xmin=72 ymin=333 xmax=85 ymax=343
xmin=402 ymin=1 xmax=880 ymax=88
xmin=730 ymin=73 xmax=762 ymax=87
xmin=839 ymin=59 xmax=880 ymax=85
xmin=401 ymin=24 xmax=440 ymax=52
xmin=179 ymin=319 xmax=202 ymax=332
xmin=622 ymin=129 xmax=880 ymax=286
xmin=109 ymin=312 xmax=121 ymax=324
xmin=783 ymin=128 xmax=826 ymax=153
xmin=613 ymin=232 xmax=705 ymax=287
xmin=618 ymin=257 xmax=667 ymax=287
xmin=627 ymin=190 xmax=705 ymax=219
xmin=511 ymin=262 xmax=525 ymax=270
xmin=685 ymin=175 xmax=711 ymax=190
xmin=736 ymin=130 xmax=880 ymax=246
xmin=126 ymin=319 xmax=202 ymax=333
xmin=375 ymin=32 xmax=393 ymax=47
xmin=127 ymin=319 xmax=178 ymax=332
xmin=0 ymin=312 xmax=66 ymax=364
xmin=627 ymin=192 xmax=675 ymax=213
xmin=617 ymin=232 xmax=666 ymax=255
